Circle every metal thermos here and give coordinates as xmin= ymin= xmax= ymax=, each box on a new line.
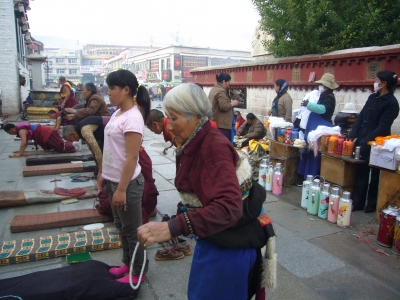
xmin=307 ymin=179 xmax=321 ymax=215
xmin=318 ymin=183 xmax=330 ymax=219
xmin=265 ymin=163 xmax=274 ymax=192
xmin=301 ymin=175 xmax=313 ymax=209
xmin=355 ymin=146 xmax=361 ymax=160
xmin=328 ymin=187 xmax=340 ymax=223
xmin=337 ymin=191 xmax=353 ymax=228
xmin=272 ymin=163 xmax=283 ymax=195
xmin=258 ymin=158 xmax=269 ymax=188
xmin=377 ymin=205 xmax=398 ymax=247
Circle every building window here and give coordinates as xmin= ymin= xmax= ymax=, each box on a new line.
xmin=48 ymin=61 xmax=53 ymax=65
xmin=57 ymin=69 xmax=65 ymax=74
xmin=68 ymin=58 xmax=77 ymax=64
xmin=69 ymin=69 xmax=78 ymax=75
xmin=56 ymin=59 xmax=64 ymax=63
xmin=228 ymin=88 xmax=247 ymax=109
xmin=167 ymin=58 xmax=170 ymax=69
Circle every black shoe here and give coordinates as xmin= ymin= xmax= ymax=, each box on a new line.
xmin=161 ymin=214 xmax=170 ymax=222
xmin=363 ymin=206 xmax=376 ymax=213
xmin=352 ymin=206 xmax=364 ymax=212
xmin=295 ymin=180 xmax=303 ymax=187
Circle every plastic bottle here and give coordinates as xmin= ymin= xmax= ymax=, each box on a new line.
xmin=300 ymin=175 xmax=313 ymax=209
xmin=337 ymin=191 xmax=353 ymax=228
xmin=328 ymin=187 xmax=340 ymax=223
xmin=265 ymin=163 xmax=274 ymax=192
xmin=335 ymin=135 xmax=345 ymax=155
xmin=291 ymin=129 xmax=299 ymax=145
xmin=258 ymin=158 xmax=268 ymax=188
xmin=272 ymin=163 xmax=283 ymax=195
xmin=318 ymin=183 xmax=330 ymax=219
xmin=307 ymin=179 xmax=321 ymax=215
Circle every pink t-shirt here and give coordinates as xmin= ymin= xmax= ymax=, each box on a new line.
xmin=102 ymin=105 xmax=144 ymax=183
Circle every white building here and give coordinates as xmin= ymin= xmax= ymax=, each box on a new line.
xmin=105 ymin=45 xmax=253 ymax=84
xmin=0 ymin=0 xmax=37 ymax=115
xmin=42 ymin=48 xmax=83 ymax=86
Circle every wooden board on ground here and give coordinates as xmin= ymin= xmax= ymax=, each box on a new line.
xmin=22 ymin=162 xmax=96 ymax=177
xmin=25 ymin=154 xmax=94 ymax=166
xmin=376 ymin=169 xmax=400 ymax=222
xmin=270 ymin=140 xmax=300 ymax=186
xmin=10 ymin=209 xmax=113 ymax=233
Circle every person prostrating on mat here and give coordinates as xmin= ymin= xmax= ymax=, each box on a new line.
xmin=4 ymin=123 xmax=81 ymax=157
xmin=97 ymin=69 xmax=150 ymax=285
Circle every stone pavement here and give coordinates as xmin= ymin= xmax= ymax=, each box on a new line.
xmin=0 ymin=102 xmax=399 ymax=299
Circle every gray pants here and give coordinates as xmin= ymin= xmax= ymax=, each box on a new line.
xmin=106 ymin=174 xmax=149 ymax=275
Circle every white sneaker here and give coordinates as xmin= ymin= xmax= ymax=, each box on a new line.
xmin=73 ymin=140 xmax=82 ymax=152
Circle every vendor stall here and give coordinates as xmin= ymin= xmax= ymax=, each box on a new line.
xmin=320 ymin=152 xmax=366 ymax=194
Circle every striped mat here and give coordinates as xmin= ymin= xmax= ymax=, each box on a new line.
xmin=0 ymin=228 xmax=121 ymax=266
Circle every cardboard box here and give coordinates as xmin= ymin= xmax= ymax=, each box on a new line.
xmin=369 ymin=145 xmax=399 ymax=170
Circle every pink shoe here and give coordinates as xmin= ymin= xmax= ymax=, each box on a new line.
xmin=117 ymin=274 xmax=146 ymax=284
xmin=109 ymin=265 xmax=129 ymax=277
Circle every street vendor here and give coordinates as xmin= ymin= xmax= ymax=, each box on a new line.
xmin=348 ymin=70 xmax=399 ymax=213
xmin=296 ymin=73 xmax=338 ymax=184
xmin=4 ymin=123 xmax=81 ymax=157
xmin=236 ymin=113 xmax=266 ymax=147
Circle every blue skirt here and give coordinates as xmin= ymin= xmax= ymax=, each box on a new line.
xmin=188 ymin=239 xmax=257 ymax=300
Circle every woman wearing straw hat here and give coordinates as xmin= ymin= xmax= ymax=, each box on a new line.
xmin=296 ymin=73 xmax=339 ymax=184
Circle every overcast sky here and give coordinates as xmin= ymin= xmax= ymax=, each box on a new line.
xmin=28 ymin=0 xmax=260 ymax=51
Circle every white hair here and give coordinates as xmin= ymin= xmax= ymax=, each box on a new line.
xmin=163 ymin=83 xmax=212 ymax=121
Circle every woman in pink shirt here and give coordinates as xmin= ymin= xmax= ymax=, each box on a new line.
xmin=97 ymin=69 xmax=150 ymax=286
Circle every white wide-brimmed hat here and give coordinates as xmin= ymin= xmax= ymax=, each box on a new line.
xmin=315 ymin=73 xmax=339 ymax=90
xmin=341 ymin=103 xmax=357 ymax=113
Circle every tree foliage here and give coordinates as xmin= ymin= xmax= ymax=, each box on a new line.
xmin=252 ymin=0 xmax=400 ymax=57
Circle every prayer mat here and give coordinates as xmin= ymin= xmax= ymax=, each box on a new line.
xmin=23 ymin=161 xmax=96 ymax=177
xmin=25 ymin=154 xmax=94 ymax=166
xmin=0 ymin=227 xmax=121 ymax=266
xmin=10 ymin=209 xmax=113 ymax=233
xmin=0 ymin=186 xmax=98 ymax=208
xmin=0 ymin=260 xmax=139 ymax=300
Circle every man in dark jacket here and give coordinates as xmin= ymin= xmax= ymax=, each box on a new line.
xmin=348 ymin=70 xmax=399 ymax=213
xmin=236 ymin=113 xmax=266 ymax=147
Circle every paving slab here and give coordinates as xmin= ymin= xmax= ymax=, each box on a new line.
xmin=274 ymin=223 xmax=345 ymax=278
xmin=156 ymin=190 xmax=181 ymax=217
xmin=310 ymin=230 xmax=400 ymax=295
xmin=16 ymin=174 xmax=56 ymax=190
xmin=265 ymin=198 xmax=343 ymax=240
xmin=153 ymin=163 xmax=177 ymax=181
xmin=306 ymin=265 xmax=400 ymax=300
xmin=153 ymin=172 xmax=176 ymax=192
xmin=268 ymin=264 xmax=326 ymax=300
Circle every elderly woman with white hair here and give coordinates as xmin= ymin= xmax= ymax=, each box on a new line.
xmin=138 ymin=83 xmax=275 ymax=299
